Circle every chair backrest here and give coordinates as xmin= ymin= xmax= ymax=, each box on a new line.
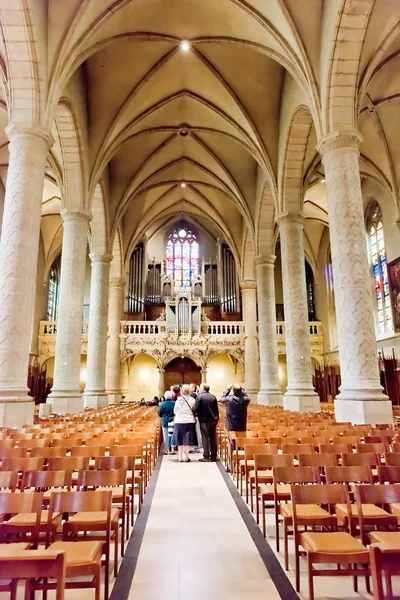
xmin=291 ymin=483 xmax=350 ymax=521
xmin=30 ymin=446 xmax=68 ymax=458
xmin=52 ymin=437 xmax=83 ymax=447
xmin=1 ymin=457 xmax=44 ymax=471
xmin=95 ymin=455 xmax=132 ymax=470
xmin=244 ymin=444 xmax=277 ymax=459
xmin=319 ymin=443 xmax=352 ymax=455
xmin=0 ymin=491 xmax=43 ymax=544
xmin=298 ymin=453 xmax=337 ymax=468
xmin=356 ymin=442 xmax=387 ymax=454
xmin=332 ymin=436 xmax=360 ymax=446
xmin=232 ymin=437 xmax=260 ymax=450
xmin=341 ymin=452 xmax=380 ymax=467
xmin=281 ymin=443 xmax=314 ymax=456
xmin=70 ymin=445 xmax=106 ymax=458
xmin=273 ymin=465 xmax=321 ymax=485
xmin=268 ymin=436 xmax=298 ymax=446
xmin=17 ymin=438 xmax=51 ymax=449
xmin=21 ymin=470 xmax=72 ymax=491
xmin=77 ymin=469 xmax=127 ymax=490
xmin=0 ymin=471 xmax=18 ymax=490
xmin=392 ymin=442 xmax=400 ymax=454
xmin=0 ymin=550 xmax=66 ymax=600
xmin=48 ymin=456 xmax=90 ymax=471
xmin=377 ymin=465 xmax=400 ymax=484
xmin=253 ymin=453 xmax=292 ymax=471
xmin=110 ymin=445 xmax=144 ymax=458
xmin=385 ymin=452 xmax=400 ymax=466
xmin=325 ymin=465 xmax=374 ymax=484
xmin=353 ymin=483 xmax=400 ymax=543
xmin=0 ymin=446 xmax=27 ymax=459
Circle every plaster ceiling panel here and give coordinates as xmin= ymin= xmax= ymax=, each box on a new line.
xmin=113 ymin=48 xmax=254 ymax=141
xmin=280 ymin=0 xmax=321 ymax=76
xmin=361 ymin=0 xmax=400 ymax=74
xmin=365 ymin=54 xmax=400 ymax=103
xmin=197 ymin=43 xmax=284 ymax=173
xmin=304 ymin=220 xmax=325 ymax=261
xmin=303 ymin=123 xmax=318 ymax=179
xmin=127 ymin=95 xmax=246 ymax=143
xmin=243 ymin=0 xmax=300 ymax=50
xmin=48 ymin=0 xmax=84 ymax=69
xmin=41 ymin=196 xmax=62 ymax=216
xmin=375 ymin=102 xmax=400 ymax=185
xmin=359 ymin=112 xmax=391 ymax=183
xmin=85 ymin=39 xmax=175 ymax=153
xmin=40 ymin=214 xmax=62 ymax=260
xmin=42 ymin=178 xmax=61 ymax=203
xmin=82 ymin=0 xmax=284 ymax=54
xmin=51 ymin=120 xmax=62 ymax=171
xmin=145 ymin=159 xmax=228 ymax=194
xmin=304 ymin=182 xmax=328 ymax=216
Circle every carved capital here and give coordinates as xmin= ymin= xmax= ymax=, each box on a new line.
xmin=109 ymin=277 xmax=125 ymax=289
xmin=240 ymin=280 xmax=257 ymax=291
xmin=275 ymin=212 xmax=304 ymax=228
xmin=317 ymin=130 xmax=362 ymax=158
xmin=255 ymin=254 xmax=276 ymax=267
xmin=61 ymin=209 xmax=92 ymax=225
xmin=6 ymin=122 xmax=54 ymax=148
xmin=89 ymin=252 xmax=113 ymax=265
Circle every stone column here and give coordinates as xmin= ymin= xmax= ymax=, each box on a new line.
xmin=83 ymin=253 xmax=112 ymax=408
xmin=48 ymin=210 xmax=91 ymax=414
xmin=106 ymin=278 xmax=124 ymax=404
xmin=276 ymin=213 xmax=319 ymax=412
xmin=157 ymin=368 xmax=165 ymax=398
xmin=200 ymin=368 xmax=207 ymax=384
xmin=317 ymin=131 xmax=392 ymax=424
xmin=0 ymin=125 xmax=52 ymax=427
xmin=255 ymin=255 xmax=283 ymax=406
xmin=240 ymin=281 xmax=260 ymax=397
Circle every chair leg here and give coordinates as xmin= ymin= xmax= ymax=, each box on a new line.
xmin=275 ymin=509 xmax=280 ymax=552
xmin=307 ymin=554 xmax=315 ymax=600
xmin=250 ymin=481 xmax=254 ymax=512
xmin=262 ymin=501 xmax=266 ymax=538
xmin=245 ymin=473 xmax=248 ymax=503
xmin=284 ymin=521 xmax=289 ymax=571
xmin=295 ymin=535 xmax=300 ymax=592
xmin=94 ymin=566 xmax=101 ymax=600
xmin=10 ymin=579 xmax=18 ymax=600
xmin=121 ymin=514 xmax=125 ymax=557
xmin=104 ymin=549 xmax=110 ymax=600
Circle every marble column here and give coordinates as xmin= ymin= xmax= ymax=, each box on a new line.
xmin=83 ymin=253 xmax=112 ymax=408
xmin=0 ymin=125 xmax=52 ymax=427
xmin=317 ymin=131 xmax=392 ymax=424
xmin=276 ymin=213 xmax=319 ymax=412
xmin=48 ymin=210 xmax=91 ymax=414
xmin=240 ymin=281 xmax=260 ymax=398
xmin=255 ymin=255 xmax=283 ymax=406
xmin=157 ymin=368 xmax=165 ymax=399
xmin=106 ymin=278 xmax=124 ymax=404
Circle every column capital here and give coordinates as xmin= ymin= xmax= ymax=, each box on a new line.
xmin=275 ymin=212 xmax=304 ymax=227
xmin=317 ymin=130 xmax=362 ymax=158
xmin=109 ymin=277 xmax=125 ymax=288
xmin=5 ymin=122 xmax=54 ymax=148
xmin=61 ymin=209 xmax=92 ymax=225
xmin=240 ymin=280 xmax=257 ymax=291
xmin=157 ymin=368 xmax=165 ymax=373
xmin=255 ymin=254 xmax=276 ymax=266
xmin=89 ymin=252 xmax=113 ymax=265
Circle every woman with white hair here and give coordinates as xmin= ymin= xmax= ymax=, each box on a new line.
xmin=173 ymin=384 xmax=197 ymax=462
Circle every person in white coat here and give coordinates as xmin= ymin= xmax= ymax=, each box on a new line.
xmin=173 ymin=384 xmax=197 ymax=462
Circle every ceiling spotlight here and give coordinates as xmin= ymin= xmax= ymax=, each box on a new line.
xmin=180 ymin=40 xmax=190 ymax=52
xmin=321 ymin=178 xmax=325 ymax=183
xmin=181 ymin=183 xmax=186 ymax=188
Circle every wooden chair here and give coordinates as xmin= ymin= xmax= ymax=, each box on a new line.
xmin=357 ymin=443 xmax=387 ymax=455
xmin=377 ymin=465 xmax=400 ymax=484
xmin=110 ymin=445 xmax=144 ymax=518
xmin=384 ymin=453 xmax=400 ymax=466
xmin=0 ymin=471 xmax=18 ymax=491
xmin=1 ymin=457 xmax=44 ymax=472
xmin=281 ymin=443 xmax=315 ymax=458
xmin=253 ymin=454 xmax=292 ymax=535
xmin=46 ymin=489 xmax=112 ymax=600
xmin=0 ymin=491 xmax=43 ymax=547
xmin=353 ymin=484 xmax=400 ymax=545
xmin=48 ymin=456 xmax=90 ymax=472
xmin=342 ymin=452 xmax=381 ymax=469
xmin=71 ymin=445 xmax=106 ymax=458
xmin=17 ymin=438 xmax=50 ymax=449
xmin=293 ymin=483 xmax=370 ymax=600
xmin=21 ymin=469 xmax=72 ymax=506
xmin=0 ymin=447 xmax=27 ymax=460
xmin=319 ymin=443 xmax=352 ymax=456
xmin=298 ymin=453 xmax=337 ymax=477
xmin=370 ymin=544 xmax=400 ymax=600
xmin=239 ymin=442 xmax=273 ymax=500
xmin=273 ymin=466 xmax=321 ymax=558
xmin=77 ymin=469 xmax=127 ymax=575
xmin=30 ymin=446 xmax=68 ymax=458
xmin=0 ymin=548 xmax=66 ymax=600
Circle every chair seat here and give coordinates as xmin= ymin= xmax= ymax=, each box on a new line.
xmin=250 ymin=470 xmax=272 ymax=480
xmin=300 ymin=532 xmax=368 ymax=554
xmin=95 ymin=486 xmax=126 ymax=500
xmin=8 ymin=511 xmax=61 ymax=525
xmin=336 ymin=503 xmax=390 ymax=521
xmin=369 ymin=531 xmax=400 ymax=545
xmin=280 ymin=504 xmax=332 ymax=519
xmin=68 ymin=508 xmax=120 ymax=525
xmin=239 ymin=459 xmax=254 ymax=468
xmin=43 ymin=489 xmax=69 ymax=500
xmin=390 ymin=503 xmax=400 ymax=518
xmin=48 ymin=540 xmax=103 ymax=567
xmin=0 ymin=543 xmax=30 ymax=556
xmin=259 ymin=484 xmax=291 ymax=498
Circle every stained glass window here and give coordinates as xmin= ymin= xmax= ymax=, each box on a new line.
xmin=367 ymin=203 xmax=393 ymax=335
xmin=165 ymin=227 xmax=199 ymax=291
xmin=47 ymin=256 xmax=61 ymax=321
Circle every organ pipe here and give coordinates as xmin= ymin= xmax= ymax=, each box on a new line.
xmin=128 ymin=243 xmax=144 ymax=314
xmin=221 ymin=244 xmax=237 ymax=314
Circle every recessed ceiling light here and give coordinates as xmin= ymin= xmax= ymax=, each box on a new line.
xmin=180 ymin=40 xmax=190 ymax=52
xmin=181 ymin=183 xmax=186 ymax=188
xmin=321 ymin=178 xmax=325 ymax=183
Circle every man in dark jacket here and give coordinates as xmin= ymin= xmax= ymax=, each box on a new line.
xmin=220 ymin=384 xmax=250 ymax=432
xmin=194 ymin=384 xmax=219 ymax=462
xmin=158 ymin=391 xmax=175 ymax=454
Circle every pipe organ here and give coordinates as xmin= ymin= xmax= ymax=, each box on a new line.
xmin=127 ymin=243 xmax=144 ymax=314
xmin=221 ymin=244 xmax=238 ymax=313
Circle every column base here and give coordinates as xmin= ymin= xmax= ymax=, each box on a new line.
xmin=283 ymin=393 xmax=320 ymax=413
xmin=107 ymin=393 xmax=122 ymax=405
xmin=48 ymin=393 xmax=84 ymax=415
xmin=0 ymin=397 xmax=34 ymax=427
xmin=334 ymin=398 xmax=393 ymax=425
xmin=246 ymin=389 xmax=260 ymax=400
xmin=257 ymin=390 xmax=283 ymax=406
xmin=83 ymin=393 xmax=109 ymax=409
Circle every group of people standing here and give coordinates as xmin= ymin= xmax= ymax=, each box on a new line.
xmin=158 ymin=382 xmax=250 ymax=463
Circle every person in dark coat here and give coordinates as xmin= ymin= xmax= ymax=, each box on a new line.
xmin=194 ymin=384 xmax=219 ymax=462
xmin=220 ymin=384 xmax=250 ymax=432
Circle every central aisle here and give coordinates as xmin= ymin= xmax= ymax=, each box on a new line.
xmin=126 ymin=456 xmax=282 ymax=600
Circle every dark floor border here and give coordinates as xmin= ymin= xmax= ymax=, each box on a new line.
xmin=109 ymin=454 xmax=163 ymax=600
xmin=217 ymin=461 xmax=299 ymax=600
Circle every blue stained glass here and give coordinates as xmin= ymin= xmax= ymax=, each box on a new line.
xmin=165 ymin=226 xmax=199 ymax=290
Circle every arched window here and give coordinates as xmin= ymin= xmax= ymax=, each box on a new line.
xmin=165 ymin=226 xmax=199 ymax=291
xmin=367 ymin=202 xmax=393 ymax=335
xmin=47 ymin=256 xmax=61 ymax=321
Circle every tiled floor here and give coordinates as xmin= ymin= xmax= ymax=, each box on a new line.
xmin=127 ymin=455 xmax=281 ymax=600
